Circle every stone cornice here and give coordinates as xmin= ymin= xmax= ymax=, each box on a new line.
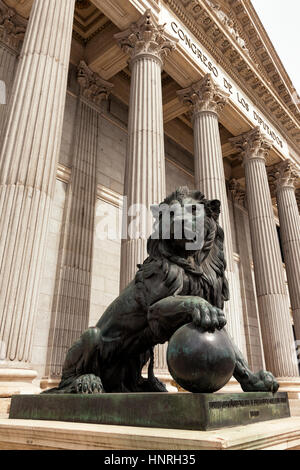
xmin=163 ymin=0 xmax=300 ymax=154
xmin=230 ymin=127 xmax=272 ymax=164
xmin=114 ymin=9 xmax=178 ymax=66
xmin=177 ymin=73 xmax=229 ymax=116
xmin=0 ymin=0 xmax=27 ymax=52
xmin=231 ymin=0 xmax=300 ymax=122
xmin=77 ymin=60 xmax=114 ymax=104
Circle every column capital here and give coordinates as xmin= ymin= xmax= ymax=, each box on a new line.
xmin=0 ymin=0 xmax=27 ymax=51
xmin=114 ymin=9 xmax=177 ymax=66
xmin=230 ymin=127 xmax=273 ymax=164
xmin=77 ymin=61 xmax=114 ymax=105
xmin=268 ymin=160 xmax=300 ymax=193
xmin=177 ymin=74 xmax=230 ymax=117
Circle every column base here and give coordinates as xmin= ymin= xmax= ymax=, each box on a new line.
xmin=40 ymin=377 xmax=60 ymax=391
xmin=276 ymin=377 xmax=300 ymax=399
xmin=0 ymin=368 xmax=41 ymax=396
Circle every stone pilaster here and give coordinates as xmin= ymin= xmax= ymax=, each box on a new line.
xmin=115 ymin=9 xmax=177 ymax=291
xmin=230 ymin=128 xmax=299 ymax=377
xmin=0 ymin=1 xmax=26 ymax=144
xmin=177 ymin=75 xmax=245 ymax=353
xmin=43 ymin=62 xmax=113 ymax=386
xmin=0 ymin=0 xmax=76 ymax=394
xmin=272 ymin=160 xmax=300 ymax=341
xmin=228 ymin=178 xmax=265 ymax=371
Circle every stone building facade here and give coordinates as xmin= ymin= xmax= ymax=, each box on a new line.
xmin=0 ymin=0 xmax=299 ymax=395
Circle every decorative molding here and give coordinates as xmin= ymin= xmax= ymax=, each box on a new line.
xmin=57 ymin=163 xmax=123 ymax=208
xmin=177 ymin=73 xmax=229 ymax=116
xmin=163 ymin=0 xmax=300 ymax=152
xmin=114 ymin=9 xmax=177 ymax=66
xmin=76 ymin=0 xmax=91 ymax=9
xmin=77 ymin=60 xmax=114 ymax=104
xmin=97 ymin=184 xmax=123 ymax=208
xmin=56 ymin=163 xmax=72 ymax=184
xmin=204 ymin=0 xmax=250 ymax=57
xmin=230 ymin=127 xmax=272 ymax=164
xmin=0 ymin=0 xmax=27 ymax=51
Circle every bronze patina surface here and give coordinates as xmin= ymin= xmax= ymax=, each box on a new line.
xmin=9 ymin=392 xmax=290 ymax=431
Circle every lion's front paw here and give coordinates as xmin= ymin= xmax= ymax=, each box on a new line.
xmin=191 ymin=299 xmax=227 ymax=332
xmin=74 ymin=374 xmax=104 ymax=394
xmin=240 ymin=370 xmax=279 ymax=393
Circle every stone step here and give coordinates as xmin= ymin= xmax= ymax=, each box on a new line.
xmin=0 ymin=398 xmax=11 ymax=419
xmin=289 ymin=399 xmax=300 ymax=417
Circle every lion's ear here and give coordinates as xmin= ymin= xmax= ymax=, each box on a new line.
xmin=208 ymin=199 xmax=221 ymax=220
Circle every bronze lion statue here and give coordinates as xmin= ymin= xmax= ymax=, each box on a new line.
xmin=45 ymin=187 xmax=279 ymax=394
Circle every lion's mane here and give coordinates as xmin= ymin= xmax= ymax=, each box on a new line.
xmin=135 ymin=187 xmax=229 ymax=310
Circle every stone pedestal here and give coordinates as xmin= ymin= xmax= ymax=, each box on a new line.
xmin=177 ymin=75 xmax=244 ymax=353
xmin=231 ymin=128 xmax=299 ymax=377
xmin=9 ymin=392 xmax=290 ymax=431
xmin=0 ymin=0 xmax=76 ymax=394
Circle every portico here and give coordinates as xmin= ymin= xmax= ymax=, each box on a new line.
xmin=0 ymin=0 xmax=299 ymax=397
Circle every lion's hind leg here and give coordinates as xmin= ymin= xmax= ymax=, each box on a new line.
xmin=44 ymin=327 xmax=105 ymax=394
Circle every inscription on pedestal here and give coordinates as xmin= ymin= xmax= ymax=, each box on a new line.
xmin=9 ymin=392 xmax=290 ymax=431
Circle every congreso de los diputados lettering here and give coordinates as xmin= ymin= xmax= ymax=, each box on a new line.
xmin=0 ymin=0 xmax=300 ymax=449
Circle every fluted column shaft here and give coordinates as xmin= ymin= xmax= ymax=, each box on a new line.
xmin=274 ymin=162 xmax=300 ymax=341
xmin=178 ymin=75 xmax=244 ymax=352
xmin=120 ymin=53 xmax=166 ymax=290
xmin=231 ymin=129 xmax=299 ymax=377
xmin=0 ymin=0 xmax=75 ymax=390
xmin=47 ymin=100 xmax=98 ymax=379
xmin=0 ymin=2 xmax=26 ymax=145
xmin=115 ymin=10 xmax=176 ymax=291
xmin=0 ymin=43 xmax=17 ymax=140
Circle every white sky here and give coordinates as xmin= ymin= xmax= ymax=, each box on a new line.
xmin=251 ymin=0 xmax=300 ymax=94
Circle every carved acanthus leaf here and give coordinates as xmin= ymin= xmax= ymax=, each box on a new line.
xmin=0 ymin=0 xmax=27 ymax=50
xmin=114 ymin=9 xmax=177 ymax=64
xmin=77 ymin=61 xmax=114 ymax=104
xmin=230 ymin=127 xmax=273 ymax=163
xmin=177 ymin=73 xmax=229 ymax=115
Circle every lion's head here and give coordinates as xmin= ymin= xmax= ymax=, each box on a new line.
xmin=141 ymin=186 xmax=229 ymax=309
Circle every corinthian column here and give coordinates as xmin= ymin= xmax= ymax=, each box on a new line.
xmin=42 ymin=62 xmax=113 ymax=388
xmin=0 ymin=1 xmax=26 ymax=144
xmin=115 ymin=9 xmax=177 ymax=291
xmin=272 ymin=161 xmax=300 ymax=341
xmin=177 ymin=75 xmax=245 ymax=353
xmin=0 ymin=0 xmax=76 ymax=394
xmin=231 ymin=128 xmax=299 ymax=377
